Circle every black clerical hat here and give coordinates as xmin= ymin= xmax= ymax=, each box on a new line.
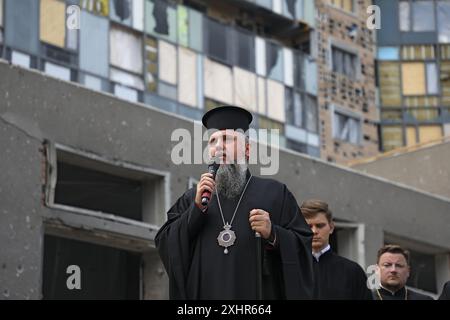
xmin=202 ymin=105 xmax=253 ymax=131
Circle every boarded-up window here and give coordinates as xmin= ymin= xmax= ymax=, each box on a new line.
xmin=283 ymin=48 xmax=293 ymax=87
xmin=234 ymin=67 xmax=257 ymax=112
xmin=399 ymin=1 xmax=410 ymax=31
xmin=177 ymin=5 xmax=189 ymax=47
xmin=0 ymin=0 xmax=3 ymax=27
xmin=401 ymin=45 xmax=435 ymax=60
xmin=257 ymin=77 xmax=266 ymax=115
xmin=412 ymin=1 xmax=435 ymax=32
xmin=255 ymin=37 xmax=266 ymax=76
xmin=178 ymin=47 xmax=197 ymax=107
xmin=145 ymin=37 xmax=158 ymax=92
xmin=158 ymin=40 xmax=177 ymax=85
xmin=80 ymin=0 xmax=110 ymax=16
xmin=406 ymin=127 xmax=417 ymax=147
xmin=267 ymin=79 xmax=285 ymax=122
xmin=110 ymin=25 xmax=143 ymax=74
xmin=5 ymin=0 xmax=39 ymax=54
xmin=382 ymin=126 xmax=403 ymax=151
xmin=110 ymin=67 xmax=144 ymax=90
xmin=418 ymin=125 xmax=442 ymax=143
xmin=402 ymin=63 xmax=426 ymax=95
xmin=440 ymin=62 xmax=450 ymax=105
xmin=381 ymin=109 xmax=402 ymax=121
xmin=145 ymin=0 xmax=177 ymax=43
xmin=204 ymin=58 xmax=233 ymax=104
xmin=80 ymin=11 xmax=109 ymax=78
xmin=188 ymin=8 xmax=202 ymax=52
xmin=132 ymin=0 xmax=144 ymax=31
xmin=379 ymin=62 xmax=401 ymax=106
xmin=407 ymin=108 xmax=440 ymax=121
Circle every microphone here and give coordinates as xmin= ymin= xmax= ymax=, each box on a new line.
xmin=201 ymin=157 xmax=220 ymax=206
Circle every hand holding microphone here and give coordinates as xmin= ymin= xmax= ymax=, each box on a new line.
xmin=194 ymin=157 xmax=220 ymax=210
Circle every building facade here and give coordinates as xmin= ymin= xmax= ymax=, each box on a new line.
xmin=375 ymin=0 xmax=450 ymax=151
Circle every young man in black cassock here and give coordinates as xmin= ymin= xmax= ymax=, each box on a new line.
xmin=156 ymin=105 xmax=314 ymax=299
xmin=300 ymin=199 xmax=372 ymax=300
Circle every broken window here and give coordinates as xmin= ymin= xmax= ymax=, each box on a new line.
xmin=146 ymin=0 xmax=177 ymax=43
xmin=333 ymin=110 xmax=361 ymax=144
xmin=285 ymin=88 xmax=303 ymax=128
xmin=282 ymin=0 xmax=297 ymax=19
xmin=205 ymin=18 xmax=232 ymax=65
xmin=266 ymin=41 xmax=283 ymax=82
xmin=332 ymin=46 xmax=358 ymax=79
xmin=305 ymin=95 xmax=318 ymax=133
xmin=42 ymin=235 xmax=141 ymax=299
xmin=110 ymin=0 xmax=132 ymax=26
xmin=54 ymin=161 xmax=143 ymax=220
xmin=407 ymin=248 xmax=437 ymax=293
xmin=234 ymin=28 xmax=255 ymax=72
xmin=438 ymin=1 xmax=450 ymax=43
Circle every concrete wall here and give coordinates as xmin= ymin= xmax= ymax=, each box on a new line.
xmin=1 ymin=61 xmax=450 ymax=298
xmin=352 ymin=142 xmax=450 ymax=200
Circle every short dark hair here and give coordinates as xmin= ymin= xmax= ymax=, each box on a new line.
xmin=377 ymin=244 xmax=410 ymax=265
xmin=300 ymin=199 xmax=333 ymax=224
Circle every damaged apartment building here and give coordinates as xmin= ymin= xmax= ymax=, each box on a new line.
xmin=1 ymin=0 xmax=450 ymax=300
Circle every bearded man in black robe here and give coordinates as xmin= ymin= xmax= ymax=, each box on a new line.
xmin=155 ymin=105 xmax=314 ymax=299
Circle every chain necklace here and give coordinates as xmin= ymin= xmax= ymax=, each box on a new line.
xmin=215 ymin=175 xmax=253 ymax=254
xmin=376 ymin=287 xmax=408 ymax=300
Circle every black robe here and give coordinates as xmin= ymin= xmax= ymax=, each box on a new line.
xmin=372 ymin=286 xmax=434 ymax=300
xmin=439 ymin=281 xmax=450 ymax=300
xmin=155 ymin=173 xmax=314 ymax=299
xmin=313 ymin=250 xmax=373 ymax=300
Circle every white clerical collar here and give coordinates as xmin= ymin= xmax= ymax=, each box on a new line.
xmin=312 ymin=244 xmax=331 ymax=262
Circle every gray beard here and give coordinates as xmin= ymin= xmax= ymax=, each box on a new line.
xmin=215 ymin=164 xmax=248 ymax=199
